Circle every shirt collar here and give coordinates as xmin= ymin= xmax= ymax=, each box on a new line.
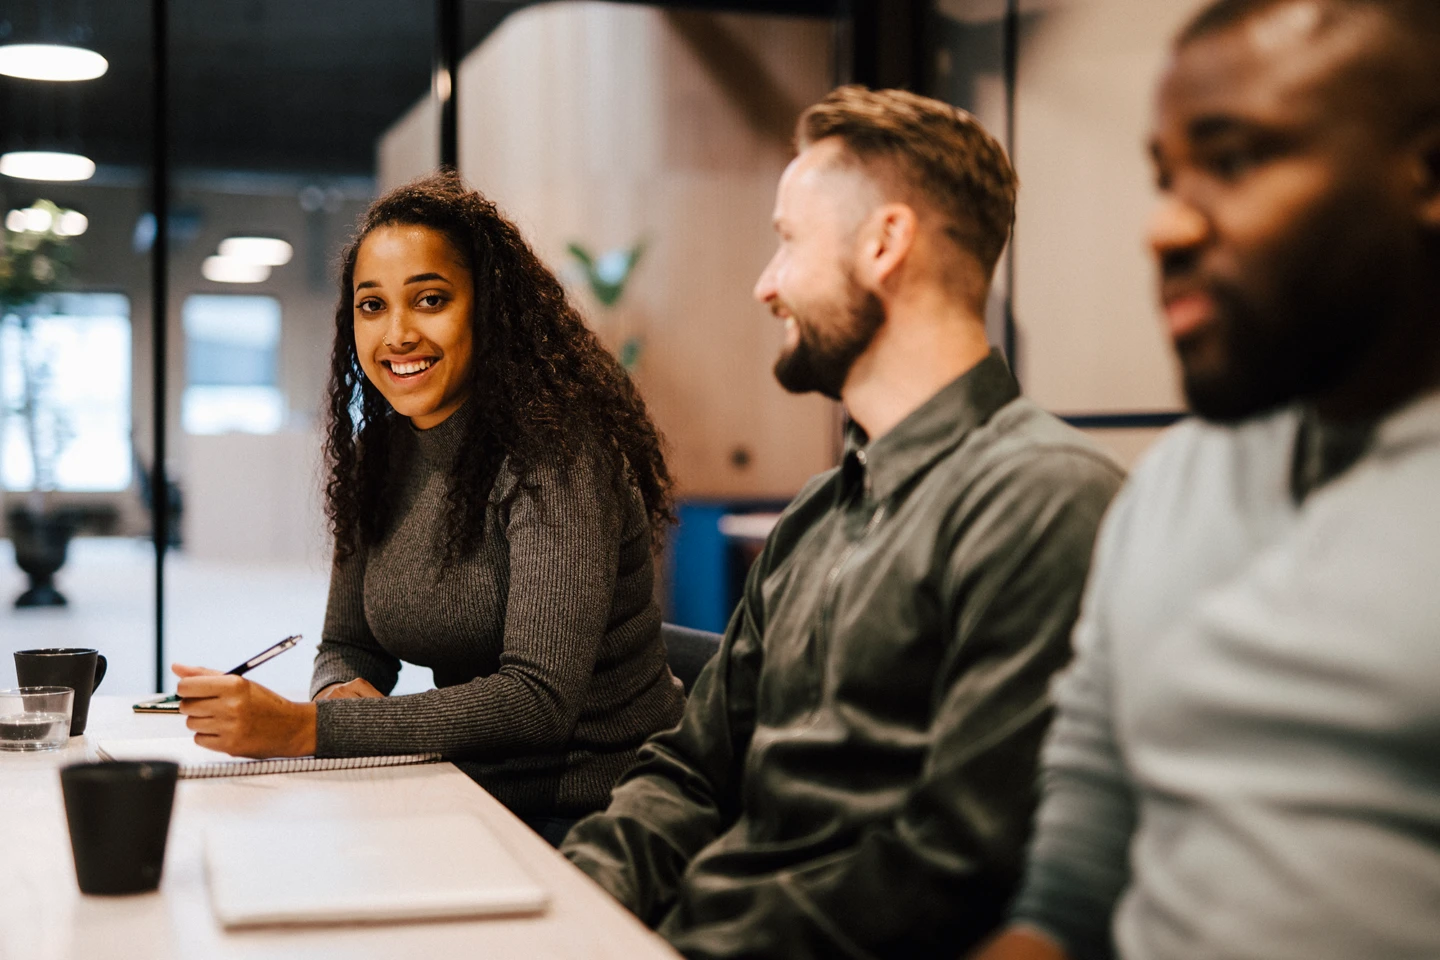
xmin=1290 ymin=408 xmax=1376 ymax=502
xmin=842 ymin=349 xmax=1020 ymax=503
xmin=1287 ymin=388 xmax=1440 ymax=500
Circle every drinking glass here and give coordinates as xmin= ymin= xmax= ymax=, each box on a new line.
xmin=0 ymin=686 xmax=74 ymax=751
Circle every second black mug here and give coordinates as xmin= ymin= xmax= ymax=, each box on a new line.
xmin=61 ymin=760 xmax=178 ymax=895
xmin=14 ymin=648 xmax=107 ymax=735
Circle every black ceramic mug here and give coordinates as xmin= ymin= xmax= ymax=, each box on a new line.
xmin=14 ymin=648 xmax=107 ymax=735
xmin=60 ymin=760 xmax=178 ymax=895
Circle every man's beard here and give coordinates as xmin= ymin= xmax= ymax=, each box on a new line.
xmin=772 ymin=284 xmax=885 ymax=401
xmin=1179 ymin=285 xmax=1380 ymax=424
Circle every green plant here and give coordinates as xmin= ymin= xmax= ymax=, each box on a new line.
xmin=2 ymin=201 xmax=75 ymax=300
xmin=567 ymin=240 xmax=647 ymax=372
xmin=566 ymin=240 xmax=645 ymax=307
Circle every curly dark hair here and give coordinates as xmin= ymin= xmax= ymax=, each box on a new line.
xmin=324 ymin=172 xmax=674 ymax=562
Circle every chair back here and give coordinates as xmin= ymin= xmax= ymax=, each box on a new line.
xmin=661 ymin=622 xmax=723 ymax=695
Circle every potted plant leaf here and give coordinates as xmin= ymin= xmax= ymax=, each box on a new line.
xmin=0 ymin=200 xmax=80 ymax=606
xmin=567 ymin=240 xmax=647 ymax=372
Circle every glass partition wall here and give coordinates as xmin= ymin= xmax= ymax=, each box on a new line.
xmin=0 ymin=0 xmax=155 ymax=691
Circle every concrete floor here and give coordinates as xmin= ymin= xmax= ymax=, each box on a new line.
xmin=0 ymin=537 xmax=431 ymax=699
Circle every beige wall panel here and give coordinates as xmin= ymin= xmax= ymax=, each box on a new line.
xmin=1012 ymin=0 xmax=1207 ymax=414
xmin=455 ymin=3 xmax=666 ymax=225
xmin=638 ymin=172 xmax=836 ymax=497
xmin=183 ymin=429 xmax=328 ymax=567
xmin=656 ymin=10 xmax=828 ymax=175
xmin=376 ymin=96 xmax=438 ymax=193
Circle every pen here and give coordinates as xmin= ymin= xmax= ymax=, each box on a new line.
xmin=145 ymin=634 xmax=303 ymax=705
xmin=226 ymin=634 xmax=303 ymax=677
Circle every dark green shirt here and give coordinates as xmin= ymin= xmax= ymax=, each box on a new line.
xmin=562 ymin=351 xmax=1124 ymax=959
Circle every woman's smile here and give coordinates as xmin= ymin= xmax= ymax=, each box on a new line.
xmin=385 ymin=357 xmax=437 ymax=378
xmin=381 ymin=355 xmax=441 ymax=385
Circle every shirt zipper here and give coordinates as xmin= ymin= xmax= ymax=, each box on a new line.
xmin=740 ymin=500 xmax=887 ymax=823
xmin=816 ymin=502 xmax=887 ymax=702
xmin=743 ymin=503 xmax=887 ymax=829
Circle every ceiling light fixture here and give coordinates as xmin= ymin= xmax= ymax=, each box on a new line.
xmin=202 ymin=255 xmax=271 ymax=284
xmin=0 ymin=151 xmax=96 ymax=182
xmin=0 ymin=44 xmax=108 ymax=82
xmin=217 ymin=237 xmax=294 ymax=266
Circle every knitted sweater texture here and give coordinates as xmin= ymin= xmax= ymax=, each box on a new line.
xmin=310 ymin=405 xmax=685 ymax=816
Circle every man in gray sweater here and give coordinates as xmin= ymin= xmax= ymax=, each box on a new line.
xmin=561 ymin=87 xmax=1123 ymax=959
xmin=974 ymin=2 xmax=1440 ymax=959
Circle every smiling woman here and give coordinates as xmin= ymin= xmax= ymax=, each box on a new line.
xmin=172 ymin=173 xmax=685 ymax=839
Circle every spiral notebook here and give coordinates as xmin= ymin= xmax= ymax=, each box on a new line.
xmin=96 ymin=737 xmax=441 ymax=779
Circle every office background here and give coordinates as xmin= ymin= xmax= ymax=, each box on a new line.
xmin=0 ymin=0 xmax=1200 ymax=695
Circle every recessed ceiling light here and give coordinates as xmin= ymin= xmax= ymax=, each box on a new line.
xmin=0 ymin=44 xmax=108 ymax=82
xmin=202 ymin=256 xmax=271 ymax=284
xmin=0 ymin=151 xmax=96 ymax=182
xmin=218 ymin=236 xmax=294 ymax=266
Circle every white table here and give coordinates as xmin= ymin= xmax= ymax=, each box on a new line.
xmin=0 ymin=697 xmax=681 ymax=960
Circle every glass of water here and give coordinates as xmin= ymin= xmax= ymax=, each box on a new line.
xmin=0 ymin=687 xmax=74 ymax=751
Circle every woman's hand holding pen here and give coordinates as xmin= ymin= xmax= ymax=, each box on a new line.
xmin=172 ymin=663 xmax=318 ymax=759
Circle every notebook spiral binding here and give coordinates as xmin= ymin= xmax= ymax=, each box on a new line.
xmin=177 ymin=753 xmax=444 ymax=779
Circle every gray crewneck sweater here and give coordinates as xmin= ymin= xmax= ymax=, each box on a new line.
xmin=310 ymin=404 xmax=685 ymax=816
xmin=1012 ymin=394 xmax=1440 ymax=959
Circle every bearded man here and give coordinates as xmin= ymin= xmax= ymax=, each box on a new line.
xmin=973 ymin=2 xmax=1440 ymax=959
xmin=560 ymin=85 xmax=1123 ymax=960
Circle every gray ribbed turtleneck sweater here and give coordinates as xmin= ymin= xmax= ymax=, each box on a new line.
xmin=310 ymin=404 xmax=685 ymax=817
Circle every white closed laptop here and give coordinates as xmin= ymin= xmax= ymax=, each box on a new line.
xmin=204 ymin=814 xmax=549 ymax=928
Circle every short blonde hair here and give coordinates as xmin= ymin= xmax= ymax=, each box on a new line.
xmin=797 ymin=86 xmax=1017 ymax=272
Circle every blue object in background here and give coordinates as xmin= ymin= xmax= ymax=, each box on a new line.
xmin=669 ymin=502 xmax=731 ymax=634
xmin=669 ymin=499 xmax=790 ymax=634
